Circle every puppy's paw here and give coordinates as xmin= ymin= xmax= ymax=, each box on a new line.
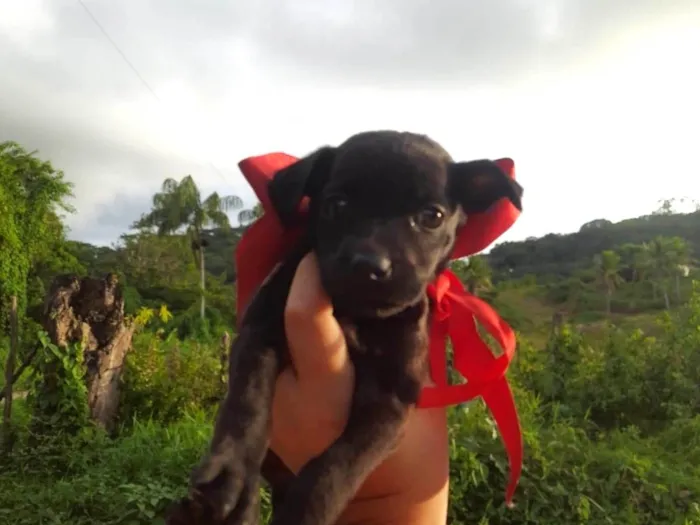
xmin=167 ymin=452 xmax=259 ymax=524
xmin=193 ymin=451 xmax=248 ymax=517
xmin=165 ymin=494 xmax=218 ymax=525
xmin=165 ymin=484 xmax=259 ymax=525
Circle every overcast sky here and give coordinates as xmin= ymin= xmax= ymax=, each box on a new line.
xmin=1 ymin=0 xmax=699 ymax=247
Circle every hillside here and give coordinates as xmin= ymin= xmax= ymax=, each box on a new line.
xmin=488 ymin=211 xmax=700 ymax=279
xmin=69 ymin=210 xmax=699 ymax=289
xmin=59 ymin=209 xmax=699 ymax=343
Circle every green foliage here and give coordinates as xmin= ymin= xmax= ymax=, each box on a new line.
xmin=0 ymin=141 xmax=74 ymax=337
xmin=27 ymin=331 xmax=90 ymax=430
xmin=1 ymin=331 xmax=94 ymax=473
xmin=533 ymin=236 xmax=694 ymax=320
xmin=3 ymin=290 xmax=699 ymax=524
xmin=448 ymin=401 xmax=700 ymax=524
xmin=116 ymin=233 xmax=198 ymax=290
xmin=0 ymin=411 xmax=223 ymax=525
xmin=66 ymin=231 xmax=238 ymax=336
xmin=518 ymin=311 xmax=700 ymax=433
xmin=119 ymin=333 xmax=224 ymax=425
xmin=132 ymin=175 xmax=243 ymax=238
xmin=130 ymin=174 xmax=245 ymax=320
xmin=489 ymin=210 xmax=700 ymax=280
xmin=451 ymin=255 xmax=493 ymax=295
xmin=3 ymin=141 xmax=700 ymax=524
xmin=445 ymin=290 xmax=700 ymax=523
xmin=238 ymin=201 xmax=265 ymax=226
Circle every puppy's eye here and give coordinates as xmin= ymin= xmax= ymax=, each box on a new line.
xmin=412 ymin=206 xmax=445 ymax=230
xmin=321 ymin=196 xmax=348 ymax=220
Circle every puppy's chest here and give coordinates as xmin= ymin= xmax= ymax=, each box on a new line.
xmin=339 ymin=312 xmax=430 ymax=388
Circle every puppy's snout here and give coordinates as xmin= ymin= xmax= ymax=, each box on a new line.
xmin=350 ymin=252 xmax=392 ymax=281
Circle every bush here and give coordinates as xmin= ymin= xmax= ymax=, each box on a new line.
xmin=0 ymin=411 xmax=227 ymax=525
xmin=448 ymin=398 xmax=700 ymax=524
xmin=2 ymin=404 xmax=698 ymax=525
xmin=4 ymin=285 xmax=700 ymax=524
xmin=119 ymin=332 xmax=225 ymax=425
xmin=516 ymin=304 xmax=700 ymax=434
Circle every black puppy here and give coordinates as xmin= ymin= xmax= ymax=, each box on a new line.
xmin=166 ymin=130 xmax=523 ymax=525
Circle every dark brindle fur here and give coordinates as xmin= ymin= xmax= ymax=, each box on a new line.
xmin=165 ymin=130 xmax=523 ymax=525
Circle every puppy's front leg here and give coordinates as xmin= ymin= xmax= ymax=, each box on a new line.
xmin=167 ymin=326 xmax=280 ymax=525
xmin=270 ymin=376 xmax=412 ymax=525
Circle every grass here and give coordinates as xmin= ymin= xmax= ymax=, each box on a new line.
xmin=0 ymin=408 xmax=213 ymax=525
xmin=494 ymin=285 xmax=675 ymax=346
xmin=2 ymin=284 xmax=699 ymax=524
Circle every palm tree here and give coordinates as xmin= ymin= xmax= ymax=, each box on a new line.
xmin=452 ymin=255 xmax=493 ymax=296
xmin=619 ymin=242 xmax=653 ymax=283
xmin=663 ymin=236 xmax=692 ymax=302
xmin=237 ymin=202 xmax=264 ymax=227
xmin=132 ymin=175 xmax=243 ymax=319
xmin=594 ymin=250 xmax=623 ymax=317
xmin=647 ymin=236 xmax=691 ymax=309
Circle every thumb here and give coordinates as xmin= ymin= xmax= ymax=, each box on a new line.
xmin=284 ymin=253 xmax=351 ymax=384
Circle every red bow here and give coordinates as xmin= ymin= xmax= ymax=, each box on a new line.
xmin=235 ymin=153 xmax=523 ymax=505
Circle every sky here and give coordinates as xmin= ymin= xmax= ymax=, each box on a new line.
xmin=1 ymin=0 xmax=699 ymax=247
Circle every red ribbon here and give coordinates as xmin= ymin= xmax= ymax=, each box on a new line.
xmin=235 ymin=153 xmax=523 ymax=504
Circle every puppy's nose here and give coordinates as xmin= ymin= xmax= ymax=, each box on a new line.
xmin=350 ymin=252 xmax=392 ymax=281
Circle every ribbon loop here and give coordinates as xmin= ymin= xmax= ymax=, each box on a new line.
xmin=421 ymin=269 xmax=522 ymax=504
xmin=428 ymin=275 xmax=452 ymax=321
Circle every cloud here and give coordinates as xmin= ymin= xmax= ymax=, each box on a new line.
xmin=0 ymin=0 xmax=698 ymax=245
xmin=1 ymin=104 xmax=252 ymax=244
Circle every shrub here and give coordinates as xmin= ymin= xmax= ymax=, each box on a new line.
xmin=0 ymin=411 xmax=229 ymax=525
xmin=4 ymin=285 xmax=700 ymax=524
xmin=119 ymin=332 xmax=224 ymax=426
xmin=516 ymin=297 xmax=700 ymax=435
xmin=448 ymin=394 xmax=700 ymax=524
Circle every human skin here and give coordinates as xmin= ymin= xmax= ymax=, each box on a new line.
xmin=270 ymin=253 xmax=450 ymax=525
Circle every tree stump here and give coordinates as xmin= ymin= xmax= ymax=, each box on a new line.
xmin=41 ymin=273 xmax=135 ymax=432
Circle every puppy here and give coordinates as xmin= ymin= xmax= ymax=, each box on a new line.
xmin=166 ymin=130 xmax=523 ymax=525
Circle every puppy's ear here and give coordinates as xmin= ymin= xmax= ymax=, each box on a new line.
xmin=268 ymin=146 xmax=336 ymax=225
xmin=448 ymin=159 xmax=523 ymax=214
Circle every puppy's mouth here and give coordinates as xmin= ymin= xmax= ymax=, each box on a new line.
xmin=319 ymin=263 xmax=425 ymax=319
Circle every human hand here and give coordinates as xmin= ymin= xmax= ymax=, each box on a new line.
xmin=270 ymin=253 xmax=449 ymax=525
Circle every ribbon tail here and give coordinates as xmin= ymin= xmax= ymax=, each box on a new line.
xmin=481 ymin=378 xmax=523 ymax=505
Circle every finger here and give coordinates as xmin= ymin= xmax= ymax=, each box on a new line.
xmin=285 ymin=253 xmax=351 ymax=383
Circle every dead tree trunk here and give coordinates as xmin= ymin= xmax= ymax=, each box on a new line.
xmin=41 ymin=273 xmax=135 ymax=432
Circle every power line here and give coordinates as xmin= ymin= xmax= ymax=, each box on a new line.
xmin=76 ymin=0 xmax=160 ymax=101
xmin=75 ymin=0 xmax=233 ymax=186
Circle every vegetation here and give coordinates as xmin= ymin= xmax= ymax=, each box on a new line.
xmin=1 ymin=144 xmax=699 ymax=524
xmin=131 ymin=174 xmax=245 ymax=320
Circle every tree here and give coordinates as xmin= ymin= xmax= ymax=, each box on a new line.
xmin=0 ymin=141 xmax=74 ymax=335
xmin=594 ymin=250 xmax=623 ymax=317
xmin=487 ymin=211 xmax=700 ymax=281
xmin=132 ymin=175 xmax=243 ymax=319
xmin=653 ymin=198 xmax=676 ymax=216
xmin=237 ymin=202 xmax=264 ymax=227
xmin=660 ymin=236 xmax=692 ymax=302
xmin=452 ymin=255 xmax=492 ymax=296
xmin=579 ymin=218 xmax=613 ymax=231
xmin=35 ymin=274 xmax=134 ymax=432
xmin=618 ymin=242 xmax=652 ymax=283
xmin=116 ymin=232 xmax=198 ymax=291
xmin=647 ymin=236 xmax=691 ymax=309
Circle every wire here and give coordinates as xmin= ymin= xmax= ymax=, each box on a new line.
xmin=75 ymin=0 xmax=233 ymax=186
